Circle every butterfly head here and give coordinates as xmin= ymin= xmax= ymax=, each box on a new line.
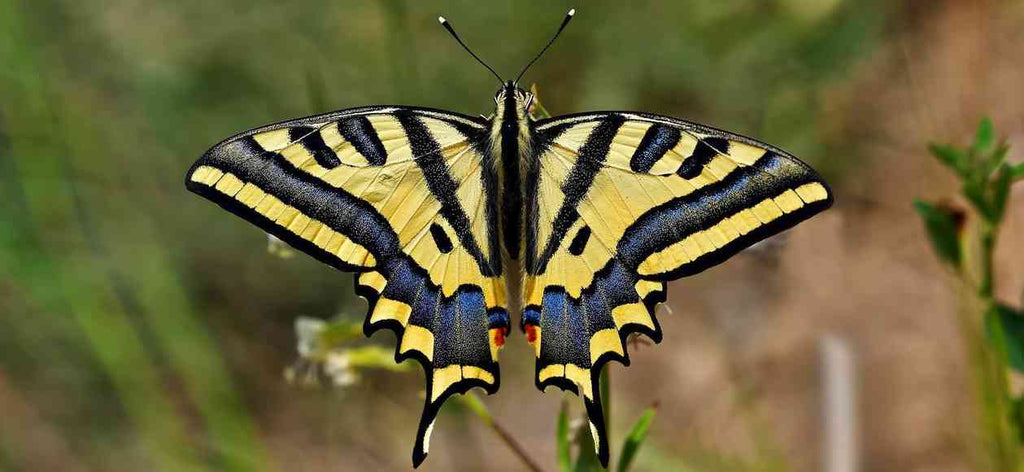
xmin=494 ymin=81 xmax=534 ymax=111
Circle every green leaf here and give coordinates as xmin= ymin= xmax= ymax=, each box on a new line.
xmin=320 ymin=318 xmax=366 ymax=346
xmin=912 ymin=199 xmax=961 ymax=267
xmin=1011 ymin=161 xmax=1024 ymax=182
xmin=345 ymin=345 xmax=412 ymax=372
xmin=974 ymin=117 xmax=995 ymax=155
xmin=557 ymin=399 xmax=572 ymax=472
xmin=1012 ymin=395 xmax=1024 ymax=444
xmin=984 ymin=144 xmax=1010 ymax=176
xmin=928 ymin=143 xmax=967 ymax=176
xmin=529 ymin=83 xmax=553 ymax=120
xmin=616 ymin=406 xmax=657 ymax=472
xmin=458 ymin=392 xmax=492 ymax=423
xmin=991 ymin=164 xmax=1012 ymax=223
xmin=963 ymin=178 xmax=993 ymax=221
xmin=987 ymin=303 xmax=1024 ymax=372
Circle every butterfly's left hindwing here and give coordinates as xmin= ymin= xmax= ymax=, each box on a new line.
xmin=185 ymin=106 xmax=509 ymax=466
xmin=522 ymin=112 xmax=832 ymax=463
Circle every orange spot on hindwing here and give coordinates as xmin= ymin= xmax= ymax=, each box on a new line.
xmin=526 ymin=325 xmax=538 ymax=344
xmin=491 ymin=328 xmax=506 ymax=347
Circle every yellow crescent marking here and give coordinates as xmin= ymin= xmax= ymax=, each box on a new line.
xmin=370 ymin=297 xmax=412 ymax=327
xmin=358 ymin=271 xmax=387 ymax=294
xmin=461 ymin=366 xmax=494 ymax=384
xmin=400 ymin=324 xmax=434 ymax=361
xmin=612 ymin=303 xmax=653 ymax=331
xmin=564 ymin=364 xmax=592 ymax=399
xmin=589 ymin=328 xmax=624 ymax=365
xmin=431 ymin=365 xmax=462 ymax=401
xmin=634 ymin=280 xmax=662 ymax=298
xmin=538 ymin=364 xmax=563 ymax=384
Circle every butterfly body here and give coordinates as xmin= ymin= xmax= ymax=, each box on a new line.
xmin=186 ymin=14 xmax=832 ymax=468
xmin=493 ymin=82 xmax=532 ymax=317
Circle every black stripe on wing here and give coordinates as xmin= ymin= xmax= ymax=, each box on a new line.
xmin=337 ymin=115 xmax=388 ymax=165
xmin=534 ymin=115 xmax=625 ymax=274
xmin=630 ymin=125 xmax=681 ymax=173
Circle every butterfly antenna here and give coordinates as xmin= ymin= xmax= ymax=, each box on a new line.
xmin=439 ymin=16 xmax=504 ymax=85
xmin=514 ymin=8 xmax=575 ymax=84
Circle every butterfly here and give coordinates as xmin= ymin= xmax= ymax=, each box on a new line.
xmin=185 ymin=9 xmax=831 ymax=468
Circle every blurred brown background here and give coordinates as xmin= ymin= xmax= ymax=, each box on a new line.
xmin=2 ymin=1 xmax=1024 ymax=471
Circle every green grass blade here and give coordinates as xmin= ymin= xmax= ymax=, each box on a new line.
xmin=988 ymin=304 xmax=1024 ymax=372
xmin=975 ymin=117 xmax=995 ymax=155
xmin=615 ymin=406 xmax=656 ymax=472
xmin=557 ymin=399 xmax=572 ymax=472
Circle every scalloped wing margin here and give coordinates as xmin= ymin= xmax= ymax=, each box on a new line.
xmin=525 ymin=112 xmax=833 ymax=466
xmin=184 ymin=107 xmax=507 ymax=467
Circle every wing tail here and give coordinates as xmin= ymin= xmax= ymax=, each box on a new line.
xmin=526 ymin=271 xmax=666 ymax=467
xmin=356 ymin=271 xmax=507 ymax=467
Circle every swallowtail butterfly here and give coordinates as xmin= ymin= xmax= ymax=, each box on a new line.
xmin=185 ymin=9 xmax=832 ymax=467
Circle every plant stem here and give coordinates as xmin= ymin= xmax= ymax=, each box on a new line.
xmin=959 ymin=217 xmax=1019 ymax=472
xmin=461 ymin=393 xmax=547 ymax=472
xmin=979 ymin=221 xmax=996 ymax=300
xmin=489 ymin=417 xmax=547 ymax=472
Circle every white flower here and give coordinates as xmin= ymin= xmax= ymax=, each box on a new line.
xmin=295 ymin=317 xmax=327 ymax=358
xmin=324 ymin=351 xmax=358 ymax=387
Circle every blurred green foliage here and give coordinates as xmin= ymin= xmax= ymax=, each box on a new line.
xmin=0 ymin=0 xmax=892 ymax=470
xmin=915 ymin=118 xmax=1024 ymax=472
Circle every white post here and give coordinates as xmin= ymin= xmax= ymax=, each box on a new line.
xmin=820 ymin=335 xmax=858 ymax=472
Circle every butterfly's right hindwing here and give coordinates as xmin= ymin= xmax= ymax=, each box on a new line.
xmin=185 ymin=106 xmax=509 ymax=466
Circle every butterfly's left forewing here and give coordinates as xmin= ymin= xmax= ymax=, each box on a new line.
xmin=523 ymin=112 xmax=832 ymax=463
xmin=185 ymin=107 xmax=509 ymax=466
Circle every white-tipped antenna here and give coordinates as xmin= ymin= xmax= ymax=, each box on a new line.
xmin=438 ymin=15 xmax=504 ymax=85
xmin=514 ymin=8 xmax=576 ymax=84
